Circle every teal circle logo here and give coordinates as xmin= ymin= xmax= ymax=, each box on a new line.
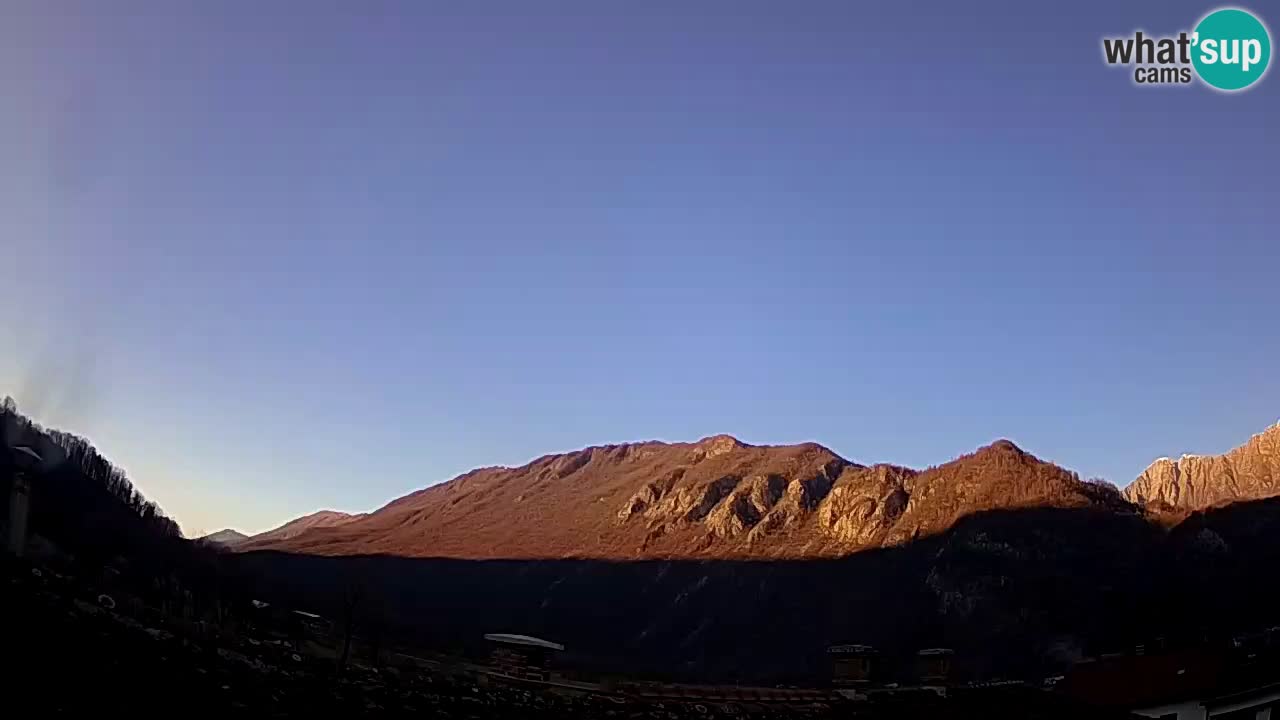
xmin=1192 ymin=8 xmax=1271 ymax=91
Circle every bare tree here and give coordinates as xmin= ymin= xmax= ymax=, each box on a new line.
xmin=339 ymin=578 xmax=363 ymax=670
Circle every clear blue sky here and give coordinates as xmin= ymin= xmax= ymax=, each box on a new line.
xmin=2 ymin=1 xmax=1276 ymax=536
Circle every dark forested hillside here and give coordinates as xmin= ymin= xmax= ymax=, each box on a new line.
xmin=1 ymin=398 xmax=257 ymax=633
xmin=1 ymin=396 xmax=180 ymax=562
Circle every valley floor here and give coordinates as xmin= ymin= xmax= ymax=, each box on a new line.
xmin=1 ymin=556 xmax=1134 ymax=719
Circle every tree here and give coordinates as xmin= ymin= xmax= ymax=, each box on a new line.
xmin=339 ymin=578 xmax=363 ymax=670
xmin=1084 ymin=477 xmax=1127 ymax=507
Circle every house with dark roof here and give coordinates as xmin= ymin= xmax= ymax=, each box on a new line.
xmin=1056 ymin=648 xmax=1280 ymax=720
xmin=484 ymin=633 xmax=565 ymax=682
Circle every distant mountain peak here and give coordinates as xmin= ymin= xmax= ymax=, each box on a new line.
xmin=236 ymin=509 xmax=366 ymax=550
xmin=697 ymin=433 xmax=745 ymax=447
xmin=693 ymin=433 xmax=748 ymax=459
xmin=306 ymin=509 xmax=357 ymax=520
xmin=198 ymin=529 xmax=250 ymax=547
xmin=981 ymin=439 xmax=1026 ymax=455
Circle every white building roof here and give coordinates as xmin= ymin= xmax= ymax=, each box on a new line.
xmin=483 ymin=633 xmax=565 ymax=651
xmin=828 ymin=644 xmax=876 ymax=654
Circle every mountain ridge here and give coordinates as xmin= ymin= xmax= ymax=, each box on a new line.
xmin=243 ymin=421 xmax=1280 ymax=561
xmin=238 ymin=434 xmax=1140 ymax=560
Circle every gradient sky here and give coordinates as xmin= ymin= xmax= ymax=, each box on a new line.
xmin=2 ymin=1 xmax=1277 ymax=536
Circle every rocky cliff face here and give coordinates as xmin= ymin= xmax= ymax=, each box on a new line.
xmin=243 ymin=435 xmax=1126 ymax=560
xmin=1124 ymin=422 xmax=1280 ymax=512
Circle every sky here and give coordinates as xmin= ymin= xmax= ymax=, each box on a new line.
xmin=1 ymin=1 xmax=1277 ymax=536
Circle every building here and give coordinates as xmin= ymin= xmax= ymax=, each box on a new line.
xmin=483 ymin=633 xmax=565 ymax=682
xmin=291 ymin=610 xmax=333 ymax=641
xmin=1057 ymin=648 xmax=1280 ymax=720
xmin=916 ymin=648 xmax=955 ymax=684
xmin=623 ymin=681 xmax=839 ymax=709
xmin=828 ymin=644 xmax=878 ymax=686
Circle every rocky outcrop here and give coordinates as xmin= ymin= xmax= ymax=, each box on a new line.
xmin=609 ymin=438 xmax=853 ymax=550
xmin=817 ymin=465 xmax=915 ymax=546
xmin=704 ymin=473 xmax=788 ymax=538
xmin=1125 ymin=422 xmax=1280 ymax=512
